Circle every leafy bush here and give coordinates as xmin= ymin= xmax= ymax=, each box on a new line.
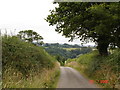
xmin=2 ymin=36 xmax=60 ymax=88
xmin=2 ymin=36 xmax=55 ymax=78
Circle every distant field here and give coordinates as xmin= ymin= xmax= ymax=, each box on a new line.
xmin=63 ymin=48 xmax=80 ymax=51
xmin=63 ymin=47 xmax=96 ymax=51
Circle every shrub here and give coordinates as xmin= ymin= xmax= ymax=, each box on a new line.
xmin=2 ymin=36 xmax=55 ymax=78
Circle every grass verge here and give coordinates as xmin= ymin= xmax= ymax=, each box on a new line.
xmin=66 ymin=50 xmax=120 ymax=89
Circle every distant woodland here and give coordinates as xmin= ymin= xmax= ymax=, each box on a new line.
xmin=43 ymin=43 xmax=93 ymax=65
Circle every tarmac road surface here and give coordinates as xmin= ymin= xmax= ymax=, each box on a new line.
xmin=57 ymin=67 xmax=99 ymax=88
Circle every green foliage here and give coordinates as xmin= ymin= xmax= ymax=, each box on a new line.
xmin=77 ymin=50 xmax=120 ymax=75
xmin=2 ymin=36 xmax=55 ymax=77
xmin=44 ymin=43 xmax=82 ymax=48
xmin=55 ymin=55 xmax=65 ymax=66
xmin=2 ymin=36 xmax=61 ymax=88
xmin=17 ymin=30 xmax=43 ymax=45
xmin=66 ymin=49 xmax=120 ymax=88
xmin=46 ymin=2 xmax=120 ymax=55
xmin=44 ymin=43 xmax=92 ymax=64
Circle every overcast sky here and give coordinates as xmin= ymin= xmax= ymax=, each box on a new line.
xmin=0 ymin=0 xmax=95 ymax=46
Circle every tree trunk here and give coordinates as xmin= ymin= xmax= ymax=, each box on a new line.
xmin=97 ymin=36 xmax=109 ymax=56
xmin=116 ymin=38 xmax=120 ymax=48
xmin=97 ymin=43 xmax=109 ymax=56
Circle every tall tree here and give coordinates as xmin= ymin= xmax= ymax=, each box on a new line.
xmin=17 ymin=30 xmax=43 ymax=45
xmin=108 ymin=3 xmax=120 ymax=48
xmin=46 ymin=2 xmax=119 ymax=56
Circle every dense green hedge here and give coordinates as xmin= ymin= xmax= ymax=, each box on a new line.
xmin=2 ymin=36 xmax=55 ymax=77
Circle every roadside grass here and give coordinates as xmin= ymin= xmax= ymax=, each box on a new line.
xmin=65 ymin=50 xmax=120 ymax=89
xmin=3 ymin=62 xmax=60 ymax=88
xmin=2 ymin=36 xmax=60 ymax=88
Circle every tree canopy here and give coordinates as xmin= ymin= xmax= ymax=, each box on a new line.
xmin=46 ymin=2 xmax=120 ymax=55
xmin=17 ymin=30 xmax=44 ymax=45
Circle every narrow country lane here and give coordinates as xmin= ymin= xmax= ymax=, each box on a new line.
xmin=57 ymin=67 xmax=99 ymax=88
